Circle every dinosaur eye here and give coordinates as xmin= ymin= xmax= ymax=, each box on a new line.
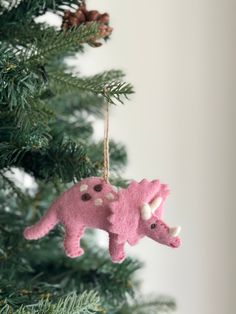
xmin=151 ymin=223 xmax=157 ymax=229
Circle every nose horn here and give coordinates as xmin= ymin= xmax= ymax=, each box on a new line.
xmin=169 ymin=226 xmax=181 ymax=237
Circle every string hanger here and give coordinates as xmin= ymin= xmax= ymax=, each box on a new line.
xmin=103 ymin=99 xmax=110 ymax=183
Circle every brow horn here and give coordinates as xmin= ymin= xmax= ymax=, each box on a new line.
xmin=149 ymin=196 xmax=163 ymax=212
xmin=140 ymin=203 xmax=152 ymax=220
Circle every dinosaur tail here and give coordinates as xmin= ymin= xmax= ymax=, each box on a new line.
xmin=23 ymin=201 xmax=59 ymax=240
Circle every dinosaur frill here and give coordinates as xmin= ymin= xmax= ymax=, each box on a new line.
xmin=107 ymin=179 xmax=170 ymax=245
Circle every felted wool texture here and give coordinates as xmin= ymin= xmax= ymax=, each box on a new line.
xmin=24 ymin=177 xmax=181 ymax=263
xmin=108 ymin=179 xmax=170 ymax=244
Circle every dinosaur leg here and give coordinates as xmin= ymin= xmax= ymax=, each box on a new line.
xmin=64 ymin=225 xmax=85 ymax=258
xmin=109 ymin=233 xmax=126 ymax=263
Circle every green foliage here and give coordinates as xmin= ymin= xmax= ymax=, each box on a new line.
xmin=0 ymin=0 xmax=176 ymax=313
xmin=1 ymin=291 xmax=101 ymax=314
xmin=48 ymin=69 xmax=133 ymax=104
xmin=0 ymin=0 xmax=83 ymax=23
xmin=0 ymin=45 xmax=42 ymax=110
xmin=26 ymin=24 xmax=100 ymax=64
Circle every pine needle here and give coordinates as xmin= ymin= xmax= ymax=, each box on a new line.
xmin=1 ymin=291 xmax=102 ymax=314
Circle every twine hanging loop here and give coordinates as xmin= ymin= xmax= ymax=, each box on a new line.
xmin=103 ymin=98 xmax=110 ymax=183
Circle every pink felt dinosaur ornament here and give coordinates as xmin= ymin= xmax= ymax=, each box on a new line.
xmin=24 ymin=177 xmax=181 ymax=263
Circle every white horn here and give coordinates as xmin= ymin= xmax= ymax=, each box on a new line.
xmin=140 ymin=203 xmax=152 ymax=220
xmin=169 ymin=226 xmax=181 ymax=237
xmin=150 ymin=196 xmax=163 ymax=213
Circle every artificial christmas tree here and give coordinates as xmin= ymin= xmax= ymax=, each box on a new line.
xmin=0 ymin=1 xmax=177 ymax=313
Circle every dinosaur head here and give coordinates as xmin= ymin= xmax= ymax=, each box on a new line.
xmin=138 ymin=200 xmax=181 ymax=248
xmin=108 ymin=179 xmax=181 ymax=248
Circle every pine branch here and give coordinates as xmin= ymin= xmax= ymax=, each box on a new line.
xmin=0 ymin=1 xmax=84 ymax=46
xmin=1 ymin=291 xmax=102 ymax=314
xmin=14 ymin=100 xmax=53 ymax=138
xmin=0 ymin=143 xmax=27 ymax=169
xmin=48 ymin=70 xmax=134 ymax=104
xmin=18 ymin=137 xmax=96 ymax=182
xmin=0 ymin=45 xmax=43 ymax=110
xmin=26 ymin=24 xmax=100 ymax=64
xmin=91 ymin=70 xmax=125 ymax=82
xmin=0 ymin=136 xmax=95 ymax=183
xmin=1 ymin=0 xmax=83 ymax=21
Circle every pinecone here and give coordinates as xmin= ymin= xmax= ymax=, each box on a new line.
xmin=62 ymin=2 xmax=113 ymax=46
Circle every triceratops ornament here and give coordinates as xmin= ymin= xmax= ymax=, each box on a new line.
xmin=24 ymin=177 xmax=181 ymax=263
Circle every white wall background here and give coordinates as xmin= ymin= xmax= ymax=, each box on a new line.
xmin=47 ymin=1 xmax=236 ymax=313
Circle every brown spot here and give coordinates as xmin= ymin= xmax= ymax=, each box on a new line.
xmin=81 ymin=193 xmax=91 ymax=201
xmin=94 ymin=184 xmax=103 ymax=192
